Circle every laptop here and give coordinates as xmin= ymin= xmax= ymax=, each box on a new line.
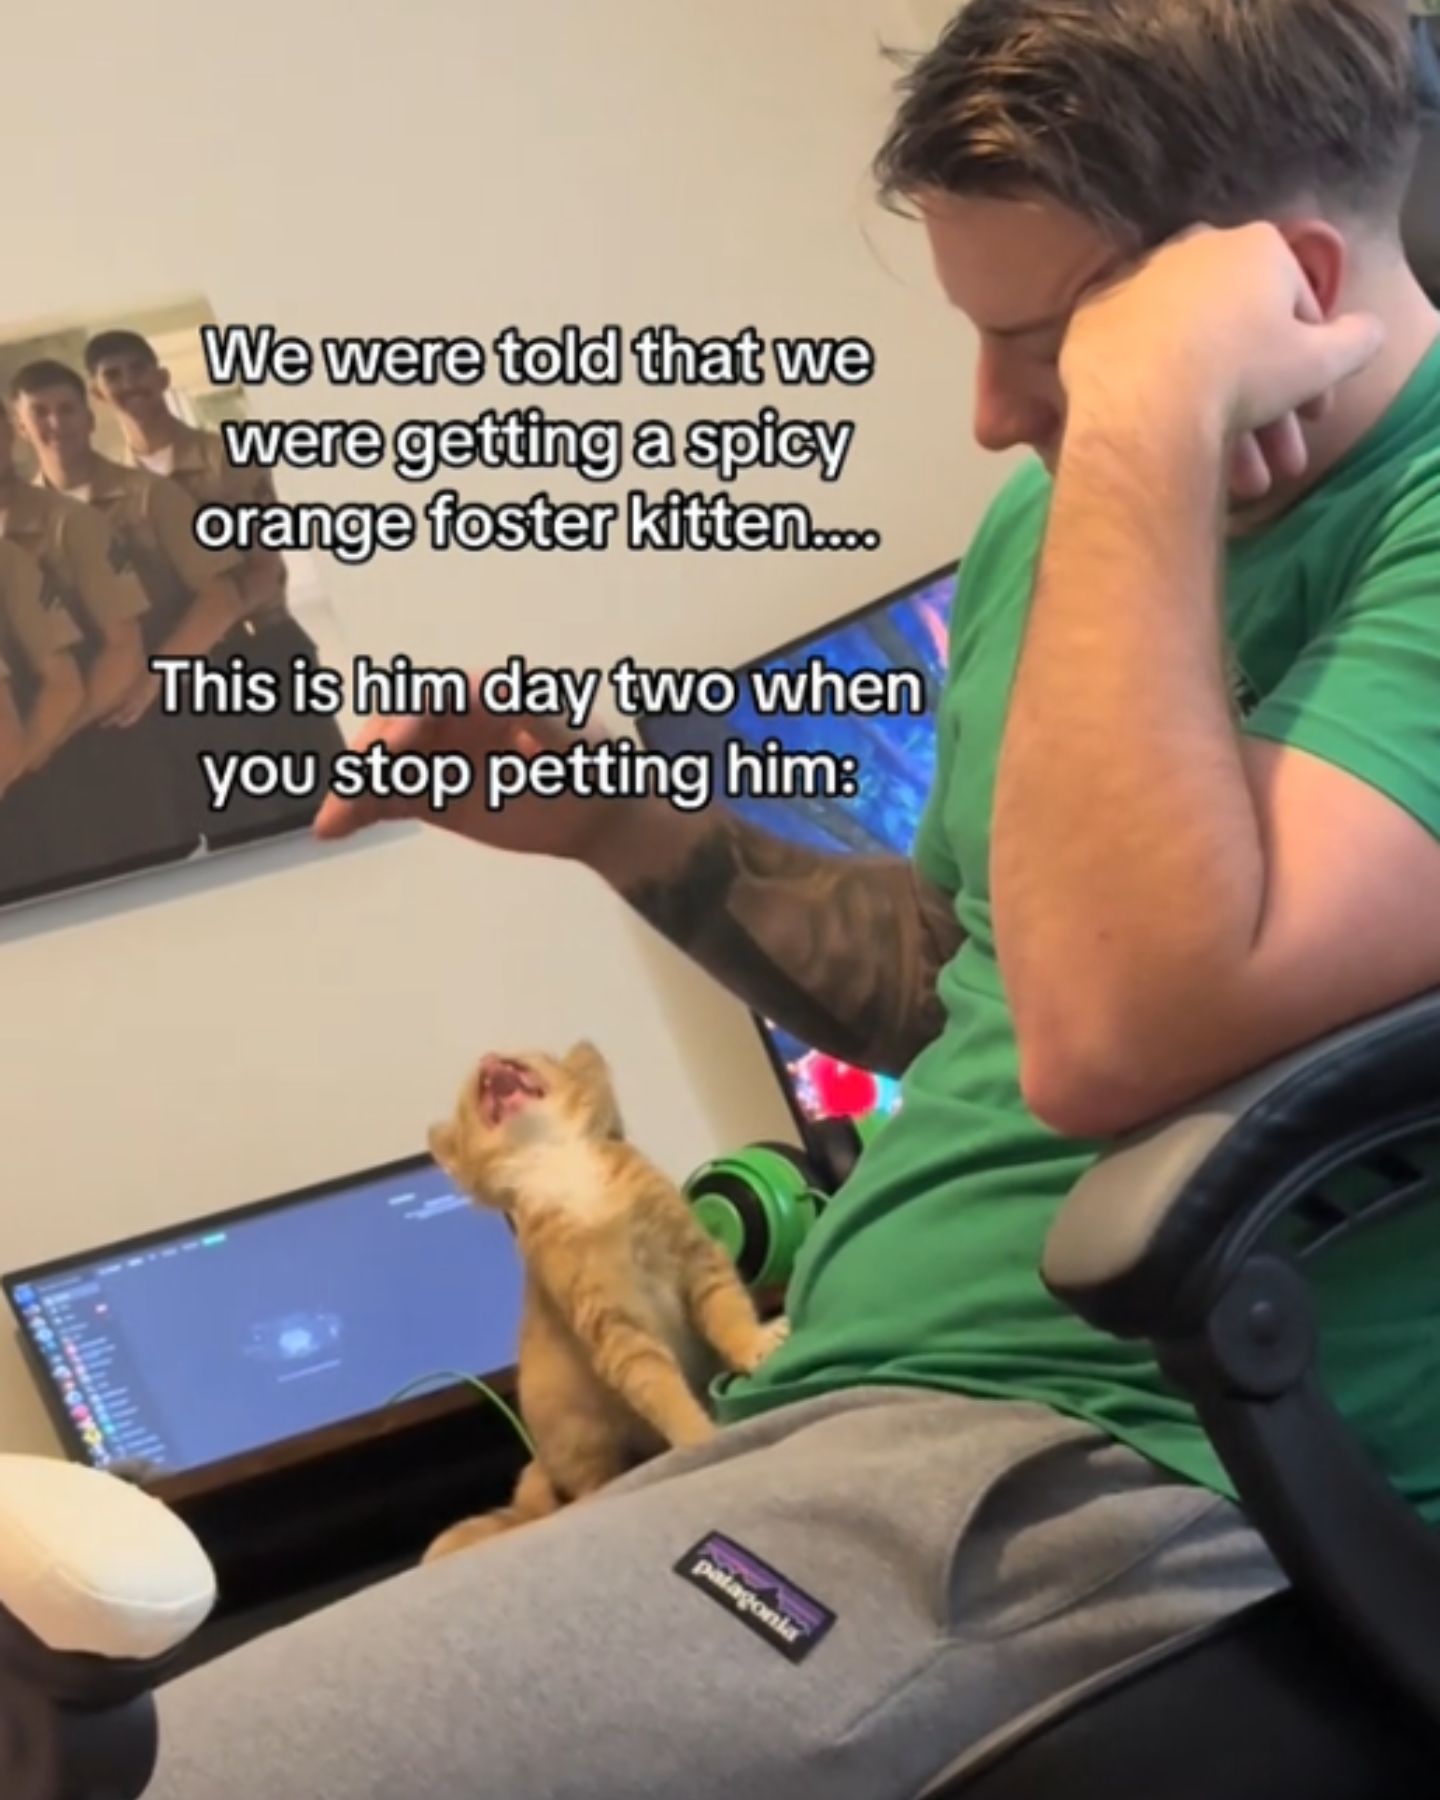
xmin=1 ymin=1155 xmax=524 ymax=1493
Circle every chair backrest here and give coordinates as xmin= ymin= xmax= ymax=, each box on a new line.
xmin=1403 ymin=12 xmax=1440 ymax=299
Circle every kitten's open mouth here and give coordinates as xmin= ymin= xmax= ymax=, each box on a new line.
xmin=478 ymin=1057 xmax=546 ymax=1126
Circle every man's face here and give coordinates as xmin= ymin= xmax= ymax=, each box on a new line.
xmin=919 ymin=190 xmax=1128 ymax=470
xmin=13 ymin=385 xmax=94 ymax=462
xmin=89 ymin=349 xmax=169 ymax=420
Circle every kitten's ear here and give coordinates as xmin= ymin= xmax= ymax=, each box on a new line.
xmin=428 ymin=1121 xmax=460 ymax=1176
xmin=563 ymin=1039 xmax=608 ymax=1080
xmin=563 ymin=1040 xmax=625 ymax=1140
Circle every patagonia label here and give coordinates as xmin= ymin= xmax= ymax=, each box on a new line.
xmin=674 ymin=1531 xmax=835 ymax=1663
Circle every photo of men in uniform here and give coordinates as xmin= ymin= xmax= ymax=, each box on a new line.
xmin=0 ymin=297 xmax=348 ymax=909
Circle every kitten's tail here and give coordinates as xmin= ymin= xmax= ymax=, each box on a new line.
xmin=502 ymin=1460 xmax=563 ymax=1525
xmin=422 ymin=1461 xmax=562 ymax=1562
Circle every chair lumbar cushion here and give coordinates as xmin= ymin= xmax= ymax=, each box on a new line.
xmin=0 ymin=1455 xmax=216 ymax=1662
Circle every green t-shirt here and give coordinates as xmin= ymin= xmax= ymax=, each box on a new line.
xmin=716 ymin=335 xmax=1440 ymax=1521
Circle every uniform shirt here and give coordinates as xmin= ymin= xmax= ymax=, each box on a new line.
xmin=44 ymin=455 xmax=242 ymax=650
xmin=0 ymin=537 xmax=80 ymax=711
xmin=129 ymin=418 xmax=285 ymax=621
xmin=717 ymin=336 xmax=1440 ymax=1526
xmin=0 ymin=480 xmax=149 ymax=665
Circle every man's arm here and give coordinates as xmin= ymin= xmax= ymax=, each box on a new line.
xmin=991 ymin=225 xmax=1437 ymax=1136
xmin=312 ymin=709 xmax=964 ymax=1073
xmin=21 ymin=650 xmax=84 ymax=771
xmin=0 ymin=675 xmax=24 ymax=796
xmin=1 ymin=543 xmax=86 ymax=767
xmin=589 ymin=801 xmax=962 ymax=1076
xmin=84 ymin=618 xmax=145 ymax=724
xmin=150 ymin=474 xmax=247 ymax=652
xmin=109 ymin=479 xmax=246 ymax=725
xmin=235 ymin=469 xmax=287 ymax=617
xmin=150 ymin=575 xmax=245 ymax=661
xmin=61 ymin=503 xmax=148 ymax=723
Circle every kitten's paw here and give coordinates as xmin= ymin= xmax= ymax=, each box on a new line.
xmin=731 ymin=1315 xmax=790 ymax=1374
xmin=667 ymin=1411 xmax=718 ymax=1450
xmin=422 ymin=1515 xmax=512 ymax=1563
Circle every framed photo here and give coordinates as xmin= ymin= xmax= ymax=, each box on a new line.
xmin=0 ymin=294 xmax=349 ymax=913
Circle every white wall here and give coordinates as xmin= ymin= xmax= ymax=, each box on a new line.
xmin=0 ymin=0 xmax=1010 ymax=1454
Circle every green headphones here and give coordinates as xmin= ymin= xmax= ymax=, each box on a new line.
xmin=683 ymin=1112 xmax=884 ymax=1289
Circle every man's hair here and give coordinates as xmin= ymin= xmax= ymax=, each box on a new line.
xmin=83 ymin=329 xmax=158 ymax=374
xmin=10 ymin=360 xmax=87 ymax=402
xmin=873 ymin=0 xmax=1438 ymax=247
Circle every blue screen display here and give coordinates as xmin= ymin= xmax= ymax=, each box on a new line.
xmin=5 ymin=1160 xmax=523 ymax=1478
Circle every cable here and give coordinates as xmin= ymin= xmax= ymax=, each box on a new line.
xmin=387 ymin=1369 xmax=536 ymax=1457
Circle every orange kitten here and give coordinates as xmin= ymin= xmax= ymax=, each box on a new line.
xmin=422 ymin=1040 xmax=787 ymax=1562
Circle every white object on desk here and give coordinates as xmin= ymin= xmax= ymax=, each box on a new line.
xmin=0 ymin=1454 xmax=215 ymax=1661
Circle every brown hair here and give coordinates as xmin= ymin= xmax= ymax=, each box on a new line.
xmin=873 ymin=0 xmax=1437 ymax=248
xmin=10 ymin=360 xmax=87 ymax=402
xmin=84 ymin=330 xmax=159 ymax=374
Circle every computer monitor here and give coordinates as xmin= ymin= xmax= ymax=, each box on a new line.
xmin=639 ymin=560 xmax=959 ymax=1133
xmin=1 ymin=1155 xmax=523 ymax=1489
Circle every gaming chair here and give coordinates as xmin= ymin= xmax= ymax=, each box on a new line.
xmin=1404 ymin=11 xmax=1440 ymax=300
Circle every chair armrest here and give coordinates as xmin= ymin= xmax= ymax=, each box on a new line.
xmin=0 ymin=1454 xmax=215 ymax=1701
xmin=1041 ymin=986 xmax=1440 ymax=1731
xmin=1043 ymin=987 xmax=1440 ymax=1335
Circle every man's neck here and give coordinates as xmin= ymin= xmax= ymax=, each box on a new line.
xmin=1230 ymin=260 xmax=1439 ymax=536
xmin=0 ymin=468 xmax=22 ymax=504
xmin=120 ymin=409 xmax=182 ymax=458
xmin=37 ymin=447 xmax=101 ymax=492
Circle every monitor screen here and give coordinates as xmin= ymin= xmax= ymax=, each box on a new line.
xmin=639 ymin=561 xmax=959 ymax=1132
xmin=2 ymin=1157 xmax=523 ymax=1482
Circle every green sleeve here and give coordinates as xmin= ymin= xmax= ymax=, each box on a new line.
xmin=1242 ymin=511 xmax=1440 ymax=840
xmin=912 ymin=564 xmax=965 ymax=892
xmin=912 ymin=458 xmax=1052 ymax=891
xmin=913 ymin=756 xmax=961 ymax=891
xmin=918 ymin=716 xmax=964 ymax=892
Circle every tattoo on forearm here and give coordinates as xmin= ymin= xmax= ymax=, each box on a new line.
xmin=623 ymin=815 xmax=962 ymax=1075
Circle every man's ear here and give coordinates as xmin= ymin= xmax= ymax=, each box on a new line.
xmin=1279 ymin=217 xmax=1348 ymax=319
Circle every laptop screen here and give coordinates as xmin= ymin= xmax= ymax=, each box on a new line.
xmin=2 ymin=1157 xmax=523 ymax=1482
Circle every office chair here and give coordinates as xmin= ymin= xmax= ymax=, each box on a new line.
xmin=926 ymin=983 xmax=1440 ymax=1798
xmin=1403 ymin=10 xmax=1440 ymax=302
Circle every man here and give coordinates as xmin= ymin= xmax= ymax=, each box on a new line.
xmin=83 ymin=328 xmax=348 ymax=845
xmin=146 ymin=4 xmax=1440 ymax=1796
xmin=0 ymin=535 xmax=84 ymax=898
xmin=11 ymin=359 xmax=247 ymax=852
xmin=0 ymin=399 xmax=188 ymax=892
xmin=0 ymin=402 xmax=149 ymax=726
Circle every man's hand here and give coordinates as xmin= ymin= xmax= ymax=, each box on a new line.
xmin=313 ymin=694 xmax=628 ymax=865
xmin=1059 ymin=222 xmax=1386 ymax=501
xmin=106 ymin=670 xmax=162 ymax=729
xmin=313 ymin=673 xmax=963 ymax=1075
